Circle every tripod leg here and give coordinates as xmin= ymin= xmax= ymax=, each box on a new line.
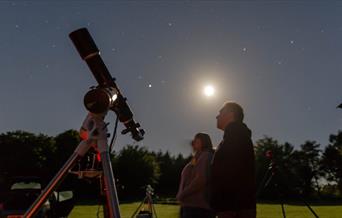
xmin=280 ymin=202 xmax=286 ymax=218
xmin=131 ymin=197 xmax=147 ymax=218
xmin=257 ymin=165 xmax=272 ymax=197
xmin=100 ymin=175 xmax=110 ymax=218
xmin=149 ymin=196 xmax=158 ymax=218
xmin=152 ymin=204 xmax=158 ymax=218
xmin=100 ymin=148 xmax=121 ymax=218
xmin=300 ymin=197 xmax=319 ymax=218
xmin=24 ymin=140 xmax=92 ymax=217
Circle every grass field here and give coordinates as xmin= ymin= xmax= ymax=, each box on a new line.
xmin=69 ymin=202 xmax=342 ymax=218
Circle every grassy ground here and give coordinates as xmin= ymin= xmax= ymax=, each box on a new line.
xmin=69 ymin=202 xmax=342 ymax=218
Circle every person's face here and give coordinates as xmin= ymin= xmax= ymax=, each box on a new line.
xmin=216 ymin=107 xmax=234 ymax=130
xmin=191 ymin=137 xmax=202 ymax=152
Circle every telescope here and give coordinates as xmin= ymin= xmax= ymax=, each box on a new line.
xmin=69 ymin=28 xmax=144 ymax=141
xmin=25 ymin=28 xmax=144 ymax=218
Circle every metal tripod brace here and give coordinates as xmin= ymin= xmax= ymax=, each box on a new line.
xmin=24 ymin=112 xmax=121 ymax=218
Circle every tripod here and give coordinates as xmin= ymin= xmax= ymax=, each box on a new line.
xmin=131 ymin=185 xmax=158 ymax=218
xmin=24 ymin=113 xmax=121 ymax=218
xmin=257 ymin=157 xmax=319 ymax=218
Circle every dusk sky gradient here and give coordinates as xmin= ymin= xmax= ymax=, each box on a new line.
xmin=0 ymin=1 xmax=341 ymax=155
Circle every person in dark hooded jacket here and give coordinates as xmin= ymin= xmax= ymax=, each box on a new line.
xmin=210 ymin=102 xmax=256 ymax=218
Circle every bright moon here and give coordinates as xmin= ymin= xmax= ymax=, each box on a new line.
xmin=203 ymin=85 xmax=215 ymax=97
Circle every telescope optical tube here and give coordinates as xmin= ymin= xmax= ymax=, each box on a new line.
xmin=69 ymin=28 xmax=144 ymax=141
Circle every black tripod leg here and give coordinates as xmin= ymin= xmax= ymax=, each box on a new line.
xmin=264 ymin=174 xmax=273 ymax=189
xmin=300 ymin=197 xmax=319 ymax=218
xmin=257 ymin=168 xmax=271 ymax=197
xmin=280 ymin=202 xmax=286 ymax=218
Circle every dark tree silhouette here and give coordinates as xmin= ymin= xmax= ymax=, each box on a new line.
xmin=321 ymin=131 xmax=342 ymax=194
xmin=53 ymin=130 xmax=80 ymax=171
xmin=0 ymin=131 xmax=56 ymax=179
xmin=292 ymin=141 xmax=321 ymax=197
xmin=113 ymin=145 xmax=160 ymax=199
xmin=153 ymin=151 xmax=189 ymax=196
xmin=1 ymin=129 xmax=342 ymax=202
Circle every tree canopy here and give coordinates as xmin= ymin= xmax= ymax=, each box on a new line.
xmin=0 ymin=129 xmax=342 ymax=201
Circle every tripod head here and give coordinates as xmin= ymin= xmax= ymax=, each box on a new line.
xmin=69 ymin=28 xmax=144 ymax=141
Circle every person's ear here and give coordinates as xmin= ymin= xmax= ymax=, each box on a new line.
xmin=227 ymin=111 xmax=234 ymax=121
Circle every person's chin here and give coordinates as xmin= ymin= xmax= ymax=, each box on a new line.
xmin=216 ymin=123 xmax=221 ymax=130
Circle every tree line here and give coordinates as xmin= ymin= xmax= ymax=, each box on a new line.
xmin=0 ymin=129 xmax=341 ymax=201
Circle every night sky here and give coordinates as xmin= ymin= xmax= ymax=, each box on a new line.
xmin=0 ymin=1 xmax=341 ymax=155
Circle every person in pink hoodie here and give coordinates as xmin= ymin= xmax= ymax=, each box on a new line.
xmin=176 ymin=133 xmax=215 ymax=218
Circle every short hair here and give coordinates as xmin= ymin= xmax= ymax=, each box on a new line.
xmin=222 ymin=101 xmax=244 ymax=122
xmin=195 ymin=132 xmax=214 ymax=152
